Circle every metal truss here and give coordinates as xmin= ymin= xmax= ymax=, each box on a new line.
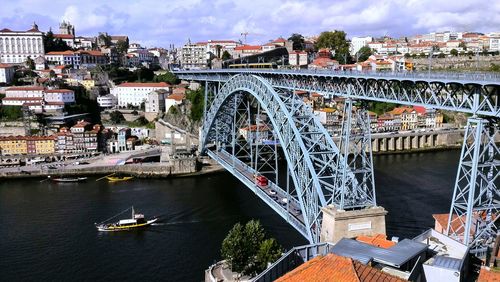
xmin=175 ymin=70 xmax=500 ymax=117
xmin=446 ymin=117 xmax=499 ymax=255
xmin=201 ymin=74 xmax=367 ymax=243
xmin=336 ymin=99 xmax=377 ymax=209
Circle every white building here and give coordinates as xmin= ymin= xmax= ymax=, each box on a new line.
xmin=45 ymin=50 xmax=107 ymax=69
xmin=350 ymin=36 xmax=372 ymax=55
xmin=111 ymin=82 xmax=171 ymax=107
xmin=97 ymin=94 xmax=118 ymax=108
xmin=289 ymin=51 xmax=308 ymax=67
xmin=145 ymin=89 xmax=169 ymax=113
xmin=0 ymin=63 xmax=15 ymax=84
xmin=0 ymin=23 xmax=44 ymax=64
xmin=1 ymin=86 xmax=74 ymax=112
xmin=489 ymin=37 xmax=500 ymax=52
xmin=165 ymin=92 xmax=185 ymax=112
xmin=181 ymin=40 xmax=208 ymax=69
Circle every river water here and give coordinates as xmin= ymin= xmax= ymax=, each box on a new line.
xmin=0 ymin=150 xmax=460 ymax=281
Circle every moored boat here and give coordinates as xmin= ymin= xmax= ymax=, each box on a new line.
xmin=106 ymin=176 xmax=134 ymax=182
xmin=51 ymin=176 xmax=88 ymax=183
xmin=95 ymin=207 xmax=157 ymax=232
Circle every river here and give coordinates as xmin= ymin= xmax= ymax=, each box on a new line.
xmin=0 ymin=150 xmax=460 ymax=281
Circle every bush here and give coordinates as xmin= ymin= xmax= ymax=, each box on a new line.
xmin=221 ymin=220 xmax=283 ymax=276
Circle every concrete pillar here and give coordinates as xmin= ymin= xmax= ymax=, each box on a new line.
xmin=396 ymin=137 xmax=403 ymax=151
xmin=412 ymin=136 xmax=418 ymax=149
xmin=380 ymin=138 xmax=386 ymax=152
xmin=372 ymin=139 xmax=379 ymax=152
xmin=320 ymin=205 xmax=388 ymax=243
xmin=388 ymin=137 xmax=395 ymax=151
xmin=404 ymin=136 xmax=411 ymax=150
xmin=419 ymin=135 xmax=426 ymax=148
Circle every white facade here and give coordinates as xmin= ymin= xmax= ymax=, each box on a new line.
xmin=0 ymin=64 xmax=15 ymax=84
xmin=181 ymin=41 xmax=207 ymax=69
xmin=0 ymin=24 xmax=44 ymax=64
xmin=145 ymin=90 xmax=167 ymax=113
xmin=351 ymin=36 xmax=372 ymax=55
xmin=97 ymin=94 xmax=118 ymax=108
xmin=490 ymin=37 xmax=500 ymax=52
xmin=289 ymin=51 xmax=308 ymax=66
xmin=111 ymin=82 xmax=171 ymax=107
xmin=1 ymin=86 xmax=74 ymax=111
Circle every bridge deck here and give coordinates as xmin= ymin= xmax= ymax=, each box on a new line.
xmin=208 ymin=149 xmax=309 ymax=238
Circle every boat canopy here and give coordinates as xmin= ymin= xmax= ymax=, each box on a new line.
xmin=119 ymin=219 xmax=137 ymax=225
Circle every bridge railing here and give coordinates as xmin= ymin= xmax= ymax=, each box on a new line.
xmin=175 ymin=68 xmax=500 ymax=83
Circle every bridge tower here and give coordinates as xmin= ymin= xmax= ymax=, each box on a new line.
xmin=446 ymin=117 xmax=499 ymax=257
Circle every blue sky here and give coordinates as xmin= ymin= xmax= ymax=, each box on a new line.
xmin=1 ymin=0 xmax=498 ymax=48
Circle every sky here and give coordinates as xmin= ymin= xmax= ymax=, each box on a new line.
xmin=1 ymin=0 xmax=498 ymax=48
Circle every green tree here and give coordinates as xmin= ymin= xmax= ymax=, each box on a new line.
xmin=26 ymin=56 xmax=35 ymax=70
xmin=116 ymin=39 xmax=129 ymax=54
xmin=438 ymin=52 xmax=445 ymax=58
xmin=404 ymin=53 xmax=411 ymax=59
xmin=98 ymin=33 xmax=112 ymax=47
xmin=110 ymin=111 xmax=125 ymax=124
xmin=135 ymin=67 xmax=154 ymax=82
xmin=459 ymin=42 xmax=467 ymax=51
xmin=186 ymin=87 xmax=204 ymax=122
xmin=419 ymin=52 xmax=426 ymax=58
xmin=288 ymin=33 xmax=305 ymax=50
xmin=222 ymin=50 xmax=232 ymax=60
xmin=134 ymin=116 xmax=149 ymax=126
xmin=450 ymin=49 xmax=458 ymax=56
xmin=154 ymin=72 xmax=179 ymax=85
xmin=43 ymin=30 xmax=71 ymax=52
xmin=221 ymin=223 xmax=249 ymax=274
xmin=356 ymin=46 xmax=372 ymax=62
xmin=0 ymin=106 xmax=22 ymax=121
xmin=315 ymin=30 xmax=351 ymax=64
xmin=221 ymin=220 xmax=282 ymax=275
xmin=255 ymin=238 xmax=283 ymax=272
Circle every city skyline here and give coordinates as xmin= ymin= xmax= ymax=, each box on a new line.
xmin=1 ymin=0 xmax=499 ymax=47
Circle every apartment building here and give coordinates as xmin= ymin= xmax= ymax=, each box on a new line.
xmin=111 ymin=82 xmax=171 ymax=107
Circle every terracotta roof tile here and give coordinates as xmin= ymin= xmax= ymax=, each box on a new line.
xmin=276 ymin=253 xmax=404 ymax=282
xmin=117 ymin=82 xmax=171 ymax=88
xmin=356 ymin=234 xmax=396 ymax=249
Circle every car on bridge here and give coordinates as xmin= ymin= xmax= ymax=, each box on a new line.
xmin=255 ymin=175 xmax=269 ymax=187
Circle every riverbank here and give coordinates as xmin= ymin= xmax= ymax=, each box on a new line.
xmin=372 ymin=144 xmax=462 ymax=155
xmin=0 ymin=159 xmax=225 ymax=180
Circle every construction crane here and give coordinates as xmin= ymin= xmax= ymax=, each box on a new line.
xmin=240 ymin=31 xmax=263 ymax=44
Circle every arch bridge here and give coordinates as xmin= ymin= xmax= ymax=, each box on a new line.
xmin=174 ymin=69 xmax=499 ymax=255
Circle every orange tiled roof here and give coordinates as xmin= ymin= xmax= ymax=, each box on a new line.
xmin=275 ymin=253 xmax=404 ymax=282
xmin=117 ymin=82 xmax=171 ymax=87
xmin=53 ymin=34 xmax=74 ymax=39
xmin=0 ymin=63 xmax=13 ymax=68
xmin=166 ymin=93 xmax=185 ymax=101
xmin=6 ymin=86 xmax=45 ymax=91
xmin=235 ymin=45 xmax=262 ymax=51
xmin=478 ymin=266 xmax=500 ymax=282
xmin=45 ymin=89 xmax=73 ymax=93
xmin=356 ymin=234 xmax=396 ymax=249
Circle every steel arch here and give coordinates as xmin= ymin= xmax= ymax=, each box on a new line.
xmin=202 ymin=74 xmax=368 ymax=243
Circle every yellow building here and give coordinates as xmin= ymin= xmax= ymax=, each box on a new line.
xmin=33 ymin=136 xmax=56 ymax=154
xmin=0 ymin=136 xmax=28 ymax=155
xmin=80 ymin=79 xmax=95 ymax=91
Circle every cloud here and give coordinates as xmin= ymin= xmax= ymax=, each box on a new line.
xmin=0 ymin=0 xmax=497 ymax=47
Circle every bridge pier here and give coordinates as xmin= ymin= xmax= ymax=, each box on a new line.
xmin=320 ymin=205 xmax=388 ymax=243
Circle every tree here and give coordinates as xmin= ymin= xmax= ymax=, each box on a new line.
xmin=135 ymin=67 xmax=154 ymax=82
xmin=186 ymin=87 xmax=204 ymax=122
xmin=221 ymin=50 xmax=232 ymax=60
xmin=255 ymin=238 xmax=283 ymax=272
xmin=221 ymin=223 xmax=249 ymax=274
xmin=404 ymin=53 xmax=411 ymax=59
xmin=0 ymin=106 xmax=22 ymax=121
xmin=154 ymin=72 xmax=179 ymax=85
xmin=43 ymin=30 xmax=71 ymax=52
xmin=98 ymin=33 xmax=112 ymax=47
xmin=110 ymin=111 xmax=125 ymax=124
xmin=221 ymin=220 xmax=283 ymax=276
xmin=450 ymin=49 xmax=459 ymax=56
xmin=315 ymin=30 xmax=351 ymax=64
xmin=288 ymin=33 xmax=305 ymax=50
xmin=419 ymin=52 xmax=426 ymax=58
xmin=459 ymin=42 xmax=467 ymax=51
xmin=438 ymin=52 xmax=445 ymax=58
xmin=116 ymin=40 xmax=129 ymax=54
xmin=26 ymin=56 xmax=35 ymax=70
xmin=356 ymin=46 xmax=372 ymax=62
xmin=467 ymin=50 xmax=474 ymax=56
xmin=134 ymin=116 xmax=149 ymax=126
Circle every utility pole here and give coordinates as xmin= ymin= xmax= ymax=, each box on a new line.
xmin=241 ymin=32 xmax=249 ymax=44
